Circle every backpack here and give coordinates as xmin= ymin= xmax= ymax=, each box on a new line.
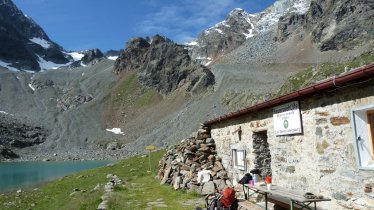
xmin=238 ymin=173 xmax=252 ymax=184
xmin=220 ymin=187 xmax=237 ymax=208
xmin=238 ymin=173 xmax=252 ymax=199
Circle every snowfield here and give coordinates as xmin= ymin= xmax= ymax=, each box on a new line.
xmin=66 ymin=52 xmax=85 ymax=61
xmin=30 ymin=37 xmax=51 ymax=48
xmin=106 ymin=128 xmax=125 ymax=135
xmin=107 ymin=56 xmax=118 ymax=60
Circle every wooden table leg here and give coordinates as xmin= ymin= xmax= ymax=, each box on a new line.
xmin=314 ymin=201 xmax=316 ymax=210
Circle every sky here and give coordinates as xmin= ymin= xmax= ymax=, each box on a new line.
xmin=13 ymin=0 xmax=276 ymax=52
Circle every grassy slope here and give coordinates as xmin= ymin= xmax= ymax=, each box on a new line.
xmin=0 ymin=150 xmax=201 ymax=210
xmin=220 ymin=52 xmax=374 ymax=111
xmin=276 ymin=51 xmax=374 ymax=96
xmin=111 ymin=72 xmax=162 ymax=110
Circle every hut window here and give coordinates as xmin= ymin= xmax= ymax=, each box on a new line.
xmin=232 ymin=149 xmax=246 ymax=170
xmin=352 ymin=107 xmax=374 ymax=170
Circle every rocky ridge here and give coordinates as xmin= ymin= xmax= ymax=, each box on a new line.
xmin=275 ymin=0 xmax=374 ymax=51
xmin=114 ymin=35 xmax=215 ymax=95
xmin=68 ymin=48 xmax=105 ymax=68
xmin=158 ymin=124 xmax=231 ymax=195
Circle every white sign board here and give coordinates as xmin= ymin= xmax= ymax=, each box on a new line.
xmin=273 ymin=101 xmax=302 ymax=136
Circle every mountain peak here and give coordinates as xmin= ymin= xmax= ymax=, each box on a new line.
xmin=114 ymin=35 xmax=214 ymax=95
xmin=229 ymin=8 xmax=245 ymax=14
xmin=187 ymin=8 xmax=255 ymax=65
xmin=0 ymin=0 xmax=70 ymax=71
xmin=255 ymin=0 xmax=311 ymax=32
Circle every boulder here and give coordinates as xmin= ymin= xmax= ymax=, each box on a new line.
xmin=213 ymin=179 xmax=227 ymax=192
xmin=106 ymin=142 xmax=119 ymax=150
xmin=201 ymin=181 xmax=216 ymax=195
xmin=160 ymin=167 xmax=172 ymax=185
xmin=173 ymin=176 xmax=182 ymax=190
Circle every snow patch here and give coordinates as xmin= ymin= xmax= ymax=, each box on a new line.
xmin=106 ymin=128 xmax=125 ymax=135
xmin=217 ymin=21 xmax=230 ymax=28
xmin=0 ymin=60 xmax=19 ymax=71
xmin=30 ymin=37 xmax=51 ymax=48
xmin=204 ymin=57 xmax=213 ymax=66
xmin=215 ymin=28 xmax=223 ymax=34
xmin=243 ymin=20 xmax=255 ymax=39
xmin=205 ymin=61 xmax=212 ymax=66
xmin=28 ymin=83 xmax=35 ymax=91
xmin=293 ymin=0 xmax=310 ymax=14
xmin=80 ymin=61 xmax=87 ymax=67
xmin=66 ymin=52 xmax=85 ymax=61
xmin=256 ymin=0 xmax=311 ymax=32
xmin=107 ymin=56 xmax=118 ymax=60
xmin=196 ymin=56 xmax=207 ymax=60
xmin=37 ymin=55 xmax=66 ymax=70
xmin=185 ymin=41 xmax=199 ymax=46
xmin=0 ymin=111 xmax=9 ymax=115
xmin=243 ymin=29 xmax=254 ymax=39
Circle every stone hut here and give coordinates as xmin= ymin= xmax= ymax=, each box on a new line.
xmin=203 ymin=63 xmax=374 ymax=209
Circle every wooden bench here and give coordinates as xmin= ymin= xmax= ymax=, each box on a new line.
xmin=238 ymin=199 xmax=264 ymax=210
xmin=268 ymin=194 xmax=302 ymax=210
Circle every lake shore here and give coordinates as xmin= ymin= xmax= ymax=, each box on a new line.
xmin=0 ymin=160 xmax=112 ymax=193
xmin=1 ymin=146 xmax=151 ymax=162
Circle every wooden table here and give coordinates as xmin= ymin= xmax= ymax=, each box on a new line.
xmin=244 ymin=184 xmax=331 ymax=210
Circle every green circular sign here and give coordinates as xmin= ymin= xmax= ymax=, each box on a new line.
xmin=283 ymin=120 xmax=289 ymax=129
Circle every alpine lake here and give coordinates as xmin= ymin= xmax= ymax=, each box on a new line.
xmin=0 ymin=160 xmax=111 ymax=193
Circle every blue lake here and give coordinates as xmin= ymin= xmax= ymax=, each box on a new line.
xmin=0 ymin=160 xmax=111 ymax=193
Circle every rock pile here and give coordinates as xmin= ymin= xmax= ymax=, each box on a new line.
xmin=157 ymin=124 xmax=231 ymax=195
xmin=57 ymin=94 xmax=93 ymax=111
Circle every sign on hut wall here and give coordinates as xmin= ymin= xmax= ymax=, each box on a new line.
xmin=273 ymin=101 xmax=302 ymax=136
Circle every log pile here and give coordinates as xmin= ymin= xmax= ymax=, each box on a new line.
xmin=157 ymin=124 xmax=232 ymax=195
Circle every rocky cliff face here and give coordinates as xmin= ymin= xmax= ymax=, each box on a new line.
xmin=275 ymin=0 xmax=374 ymax=51
xmin=0 ymin=111 xmax=47 ymax=159
xmin=114 ymin=35 xmax=215 ymax=95
xmin=187 ymin=8 xmax=256 ymax=65
xmin=187 ymin=0 xmax=312 ymax=65
xmin=0 ymin=0 xmax=71 ymax=71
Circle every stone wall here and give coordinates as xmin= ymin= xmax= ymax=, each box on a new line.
xmin=210 ymin=82 xmax=374 ymax=209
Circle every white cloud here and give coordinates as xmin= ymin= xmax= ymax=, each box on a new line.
xmin=138 ymin=0 xmax=240 ymax=43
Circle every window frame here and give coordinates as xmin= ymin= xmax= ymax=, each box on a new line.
xmin=352 ymin=105 xmax=374 ymax=170
xmin=232 ymin=149 xmax=246 ymax=171
xmin=367 ymin=110 xmax=374 ymax=160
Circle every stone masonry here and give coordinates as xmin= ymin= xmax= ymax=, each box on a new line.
xmin=209 ymin=81 xmax=374 ymax=209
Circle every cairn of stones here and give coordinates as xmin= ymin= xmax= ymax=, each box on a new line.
xmin=157 ymin=124 xmax=232 ymax=195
